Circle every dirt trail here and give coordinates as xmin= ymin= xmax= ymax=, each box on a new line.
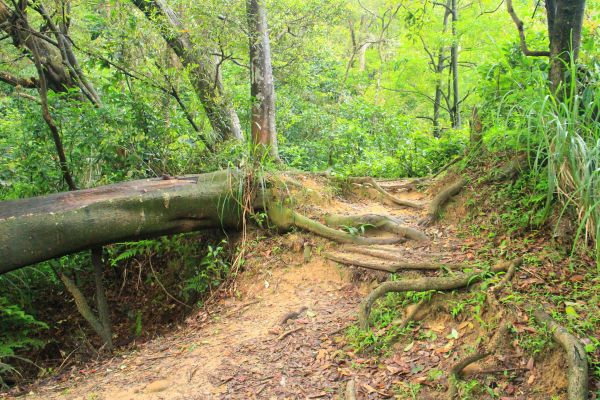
xmin=20 ymin=177 xmax=563 ymax=399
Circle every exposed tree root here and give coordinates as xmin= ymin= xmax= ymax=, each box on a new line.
xmin=419 ymin=177 xmax=467 ymax=227
xmin=345 ymin=378 xmax=357 ymax=400
xmin=529 ymin=306 xmax=589 ymax=400
xmin=324 ymin=251 xmax=465 ymax=273
xmin=447 ymin=352 xmax=491 ymax=399
xmin=348 ymin=177 xmax=422 ymax=209
xmin=358 ymin=259 xmax=516 ymax=329
xmin=491 ymin=257 xmax=522 ymax=293
xmin=324 ymin=214 xmax=428 ymax=241
xmin=266 ymin=204 xmax=403 ymax=245
xmin=377 ymin=177 xmax=428 ymax=191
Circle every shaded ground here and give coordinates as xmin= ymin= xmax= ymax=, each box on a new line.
xmin=7 ymin=175 xmax=582 ymax=399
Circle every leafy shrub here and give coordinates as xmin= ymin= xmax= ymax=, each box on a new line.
xmin=0 ymin=297 xmax=47 ymax=387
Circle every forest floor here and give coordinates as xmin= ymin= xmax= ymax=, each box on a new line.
xmin=9 ymin=174 xmax=596 ymax=399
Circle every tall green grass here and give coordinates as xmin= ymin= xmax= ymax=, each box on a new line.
xmin=523 ymin=70 xmax=600 ymax=269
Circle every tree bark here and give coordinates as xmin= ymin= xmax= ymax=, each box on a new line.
xmin=131 ymin=0 xmax=243 ymax=141
xmin=91 ymin=248 xmax=113 ymax=350
xmin=506 ymin=0 xmax=586 ymax=95
xmin=247 ymin=0 xmax=280 ymax=161
xmin=0 ymin=171 xmax=245 ymax=274
xmin=433 ymin=0 xmax=452 ymax=137
xmin=547 ymin=0 xmax=586 ymax=95
xmin=450 ymin=0 xmax=461 ymax=129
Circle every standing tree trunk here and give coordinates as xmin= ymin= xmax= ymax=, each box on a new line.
xmin=131 ymin=0 xmax=243 ymax=142
xmin=546 ymin=0 xmax=586 ymax=95
xmin=450 ymin=0 xmax=461 ymax=129
xmin=433 ymin=0 xmax=452 ymax=137
xmin=247 ymin=0 xmax=280 ymax=161
xmin=506 ymin=0 xmax=586 ymax=96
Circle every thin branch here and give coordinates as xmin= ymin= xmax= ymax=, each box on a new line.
xmin=477 ymin=0 xmax=504 ymax=17
xmin=0 ymin=71 xmax=37 ymax=88
xmin=505 ymin=0 xmax=549 ymax=57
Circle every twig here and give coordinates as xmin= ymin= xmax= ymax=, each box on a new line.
xmin=277 ymin=326 xmax=304 ymax=340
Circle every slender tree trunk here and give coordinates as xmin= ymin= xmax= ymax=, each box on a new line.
xmin=433 ymin=0 xmax=452 ymax=138
xmin=247 ymin=0 xmax=280 ymax=161
xmin=546 ymin=0 xmax=586 ymax=95
xmin=131 ymin=0 xmax=243 ymax=142
xmin=358 ymin=15 xmax=370 ymax=71
xmin=450 ymin=0 xmax=461 ymax=128
xmin=92 ymin=248 xmax=113 ymax=349
xmin=28 ymin=38 xmax=78 ymax=191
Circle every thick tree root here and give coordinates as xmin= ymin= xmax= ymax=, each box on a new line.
xmin=419 ymin=177 xmax=467 ymax=227
xmin=530 ymin=306 xmax=589 ymax=400
xmin=348 ymin=177 xmax=422 ymax=209
xmin=324 ymin=214 xmax=428 ymax=241
xmin=266 ymin=204 xmax=403 ymax=245
xmin=324 ymin=251 xmax=464 ymax=273
xmin=491 ymin=258 xmax=522 ymax=293
xmin=358 ymin=259 xmax=516 ymax=329
xmin=336 ymin=246 xmax=435 ymax=261
xmin=377 ymin=177 xmax=428 ymax=191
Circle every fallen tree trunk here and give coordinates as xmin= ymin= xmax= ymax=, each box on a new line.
xmin=0 ymin=171 xmax=244 ymax=274
xmin=1 ymin=170 xmax=415 ymax=274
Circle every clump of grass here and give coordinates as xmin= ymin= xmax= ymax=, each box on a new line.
xmin=528 ymin=79 xmax=600 ymax=269
xmin=499 ymin=62 xmax=600 ymax=269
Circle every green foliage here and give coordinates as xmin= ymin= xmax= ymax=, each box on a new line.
xmin=347 ymin=286 xmax=434 ymax=354
xmin=0 ymin=297 xmax=47 ymax=387
xmin=183 ymin=241 xmax=231 ymax=302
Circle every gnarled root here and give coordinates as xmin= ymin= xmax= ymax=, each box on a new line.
xmin=530 ymin=306 xmax=588 ymax=400
xmin=419 ymin=177 xmax=467 ymax=227
xmin=491 ymin=257 xmax=522 ymax=293
xmin=358 ymin=259 xmax=517 ymax=329
xmin=324 ymin=251 xmax=465 ymax=273
xmin=266 ymin=204 xmax=403 ymax=245
xmin=348 ymin=177 xmax=422 ymax=209
xmin=324 ymin=214 xmax=428 ymax=241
